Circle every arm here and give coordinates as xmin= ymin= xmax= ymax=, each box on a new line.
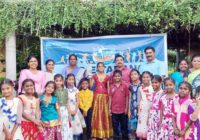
xmin=3 ymin=124 xmax=12 ymax=140
xmin=89 ymin=78 xmax=94 ymax=90
xmin=128 ymin=91 xmax=131 ymax=118
xmin=107 ymin=80 xmax=110 ymax=94
xmin=74 ymin=93 xmax=80 ymax=114
xmin=108 ymin=87 xmax=112 ymax=115
xmin=125 ymin=86 xmax=129 ymax=115
xmin=55 ymin=102 xmax=61 ymax=123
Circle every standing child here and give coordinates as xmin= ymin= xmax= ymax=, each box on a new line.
xmin=40 ymin=81 xmax=62 ymax=140
xmin=147 ymin=75 xmax=163 ymax=140
xmin=54 ymin=74 xmax=73 ymax=140
xmin=189 ymin=85 xmax=200 ymax=140
xmin=136 ymin=71 xmax=154 ymax=139
xmin=109 ymin=70 xmax=129 ymax=140
xmin=128 ymin=69 xmax=141 ymax=139
xmin=158 ymin=78 xmax=177 ymax=140
xmin=78 ymin=78 xmax=93 ymax=140
xmin=18 ymin=79 xmax=44 ymax=140
xmin=90 ymin=62 xmax=113 ymax=140
xmin=0 ymin=79 xmax=24 ymax=140
xmin=66 ymin=74 xmax=86 ymax=140
xmin=172 ymin=81 xmax=194 ymax=140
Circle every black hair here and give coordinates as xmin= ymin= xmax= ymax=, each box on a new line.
xmin=113 ymin=69 xmax=122 ymax=77
xmin=152 ymin=75 xmax=162 ymax=83
xmin=140 ymin=71 xmax=153 ymax=81
xmin=0 ymin=79 xmax=14 ymax=92
xmin=78 ymin=78 xmax=89 ymax=90
xmin=191 ymin=54 xmax=200 ymax=62
xmin=195 ymin=86 xmax=200 ymax=97
xmin=177 ymin=59 xmax=188 ymax=71
xmin=69 ymin=54 xmax=78 ymax=60
xmin=44 ymin=81 xmax=56 ymax=96
xmin=19 ymin=79 xmax=38 ymax=98
xmin=65 ymin=73 xmax=76 ymax=88
xmin=114 ymin=54 xmax=124 ymax=62
xmin=144 ymin=47 xmax=155 ymax=53
xmin=130 ymin=69 xmax=140 ymax=82
xmin=97 ymin=62 xmax=105 ymax=68
xmin=54 ymin=74 xmax=64 ymax=80
xmin=27 ymin=54 xmax=38 ymax=63
xmin=45 ymin=59 xmax=55 ymax=65
xmin=178 ymin=81 xmax=193 ymax=98
xmin=163 ymin=77 xmax=175 ymax=85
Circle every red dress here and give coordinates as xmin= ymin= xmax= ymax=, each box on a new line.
xmin=91 ymin=74 xmax=113 ymax=138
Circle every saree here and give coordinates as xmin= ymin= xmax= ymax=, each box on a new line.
xmin=188 ymin=69 xmax=200 ymax=96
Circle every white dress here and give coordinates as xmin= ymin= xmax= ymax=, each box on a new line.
xmin=67 ymin=87 xmax=86 ymax=136
xmin=0 ymin=97 xmax=24 ymax=140
xmin=136 ymin=85 xmax=154 ymax=139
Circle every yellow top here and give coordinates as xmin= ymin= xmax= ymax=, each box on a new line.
xmin=79 ymin=89 xmax=93 ymax=113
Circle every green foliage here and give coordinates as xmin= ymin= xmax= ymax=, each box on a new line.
xmin=0 ymin=0 xmax=200 ymax=40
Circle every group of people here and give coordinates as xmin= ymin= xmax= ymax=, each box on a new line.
xmin=0 ymin=46 xmax=200 ymax=140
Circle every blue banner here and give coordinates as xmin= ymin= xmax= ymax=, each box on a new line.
xmin=41 ymin=34 xmax=168 ymax=75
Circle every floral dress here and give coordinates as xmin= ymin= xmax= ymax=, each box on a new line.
xmin=158 ymin=94 xmax=177 ymax=140
xmin=147 ymin=90 xmax=163 ymax=140
xmin=136 ymin=84 xmax=154 ymax=139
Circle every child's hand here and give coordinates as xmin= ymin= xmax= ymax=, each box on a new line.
xmin=174 ymin=128 xmax=180 ymax=136
xmin=179 ymin=130 xmax=185 ymax=137
xmin=128 ymin=110 xmax=131 ymax=118
xmin=34 ymin=119 xmax=42 ymax=127
xmin=83 ymin=112 xmax=87 ymax=117
xmin=5 ymin=131 xmax=12 ymax=140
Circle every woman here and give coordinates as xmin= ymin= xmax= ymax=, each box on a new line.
xmin=170 ymin=59 xmax=189 ymax=91
xmin=188 ymin=55 xmax=200 ymax=96
xmin=18 ymin=54 xmax=46 ymax=96
xmin=45 ymin=59 xmax=55 ymax=82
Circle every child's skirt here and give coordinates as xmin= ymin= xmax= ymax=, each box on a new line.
xmin=91 ymin=94 xmax=113 ymax=139
xmin=21 ymin=121 xmax=44 ymax=140
xmin=43 ymin=123 xmax=62 ymax=140
xmin=60 ymin=106 xmax=73 ymax=140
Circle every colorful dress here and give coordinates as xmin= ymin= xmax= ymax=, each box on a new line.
xmin=55 ymin=88 xmax=73 ymax=140
xmin=18 ymin=69 xmax=46 ymax=95
xmin=188 ymin=103 xmax=200 ymax=140
xmin=147 ymin=90 xmax=163 ymax=140
xmin=136 ymin=84 xmax=154 ymax=139
xmin=158 ymin=94 xmax=177 ymax=140
xmin=0 ymin=97 xmax=24 ymax=140
xmin=67 ymin=87 xmax=86 ymax=137
xmin=40 ymin=95 xmax=62 ymax=140
xmin=188 ymin=69 xmax=200 ymax=96
xmin=172 ymin=95 xmax=194 ymax=140
xmin=128 ymin=82 xmax=141 ymax=130
xmin=91 ymin=74 xmax=113 ymax=139
xmin=19 ymin=94 xmax=44 ymax=140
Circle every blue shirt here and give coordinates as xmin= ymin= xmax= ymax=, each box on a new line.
xmin=40 ymin=95 xmax=59 ymax=122
xmin=139 ymin=59 xmax=166 ymax=76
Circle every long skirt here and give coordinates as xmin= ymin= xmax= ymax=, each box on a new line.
xmin=21 ymin=121 xmax=44 ymax=140
xmin=60 ymin=106 xmax=73 ymax=140
xmin=91 ymin=94 xmax=113 ymax=139
xmin=43 ymin=125 xmax=62 ymax=140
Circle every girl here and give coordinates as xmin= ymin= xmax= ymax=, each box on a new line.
xmin=66 ymin=74 xmax=86 ymax=140
xmin=147 ymin=75 xmax=163 ymax=140
xmin=128 ymin=69 xmax=141 ymax=139
xmin=54 ymin=74 xmax=73 ymax=140
xmin=0 ymin=79 xmax=24 ymax=140
xmin=136 ymin=71 xmax=154 ymax=139
xmin=18 ymin=79 xmax=44 ymax=140
xmin=189 ymin=85 xmax=200 ymax=140
xmin=40 ymin=81 xmax=62 ymax=140
xmin=158 ymin=78 xmax=177 ymax=140
xmin=78 ymin=78 xmax=93 ymax=140
xmin=90 ymin=62 xmax=113 ymax=140
xmin=172 ymin=81 xmax=194 ymax=140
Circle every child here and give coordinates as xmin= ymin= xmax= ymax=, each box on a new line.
xmin=172 ymin=81 xmax=194 ymax=140
xmin=147 ymin=75 xmax=163 ymax=140
xmin=90 ymin=62 xmax=113 ymax=139
xmin=0 ymin=79 xmax=24 ymax=140
xmin=18 ymin=79 xmax=44 ymax=139
xmin=40 ymin=81 xmax=62 ymax=139
xmin=78 ymin=78 xmax=93 ymax=139
xmin=109 ymin=70 xmax=129 ymax=140
xmin=189 ymin=85 xmax=200 ymax=140
xmin=128 ymin=69 xmax=141 ymax=139
xmin=136 ymin=71 xmax=154 ymax=139
xmin=66 ymin=73 xmax=86 ymax=140
xmin=54 ymin=74 xmax=73 ymax=140
xmin=158 ymin=78 xmax=177 ymax=140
